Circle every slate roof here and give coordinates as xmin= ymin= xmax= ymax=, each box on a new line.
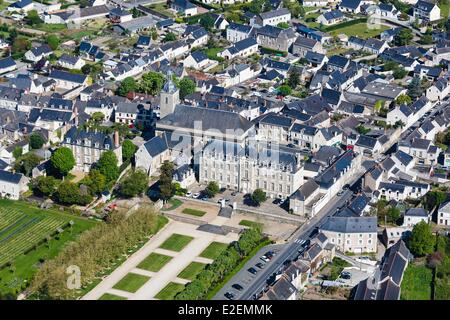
xmin=393 ymin=150 xmax=413 ymax=167
xmin=259 ymin=113 xmax=292 ymax=128
xmin=259 ymin=8 xmax=290 ymax=20
xmin=322 ymin=9 xmax=345 ymax=21
xmin=292 ymin=179 xmax=320 ymax=201
xmin=64 ymin=126 xmax=115 ymax=150
xmin=0 ymin=169 xmax=24 ymax=184
xmin=321 ymin=216 xmax=377 ymax=233
xmin=415 ymin=0 xmax=437 ymax=12
xmin=49 ymin=69 xmax=87 ymax=84
xmin=340 ymin=0 xmax=361 ymax=10
xmin=404 ymin=208 xmax=428 ymax=217
xmin=227 ymin=22 xmax=253 ymax=34
xmin=143 ymin=133 xmax=169 ymax=157
xmin=0 ymin=57 xmax=16 ymax=70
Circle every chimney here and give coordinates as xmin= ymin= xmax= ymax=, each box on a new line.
xmin=114 ymin=130 xmax=120 ymax=148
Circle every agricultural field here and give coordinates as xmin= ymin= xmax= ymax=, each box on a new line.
xmin=0 ymin=200 xmax=96 ymax=295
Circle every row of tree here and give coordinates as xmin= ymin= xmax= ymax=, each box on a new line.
xmin=175 ymin=227 xmax=266 ymax=299
xmin=30 ymin=206 xmax=166 ymax=299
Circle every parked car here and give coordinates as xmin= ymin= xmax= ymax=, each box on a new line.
xmin=256 ymin=262 xmax=265 ymax=269
xmin=193 ymin=193 xmax=200 ymax=199
xmin=232 ymin=284 xmax=244 ymax=291
xmin=260 ymin=255 xmax=270 ymax=263
xmin=224 ymin=292 xmax=234 ymax=300
xmin=185 ymin=191 xmax=192 ymax=197
xmin=248 ymin=267 xmax=258 ymax=275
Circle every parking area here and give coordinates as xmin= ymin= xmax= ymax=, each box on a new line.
xmin=213 ymin=244 xmax=286 ymax=300
xmin=336 ymin=267 xmax=373 ymax=287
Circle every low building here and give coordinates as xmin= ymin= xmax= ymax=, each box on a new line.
xmin=226 ymin=22 xmax=253 ymax=43
xmin=413 ymin=0 xmax=441 ymax=22
xmin=48 ymin=69 xmax=88 ymax=90
xmin=254 ymin=25 xmax=297 ymax=52
xmin=253 ymin=8 xmax=291 ymax=27
xmin=135 ymin=133 xmax=171 ymax=177
xmin=317 ymin=10 xmax=345 ymax=26
xmin=402 ymin=208 xmax=430 ymax=227
xmin=24 ymin=45 xmax=53 ymax=63
xmin=0 ymin=169 xmax=29 ymax=200
xmin=438 ymin=201 xmax=450 ymax=227
xmin=170 ymin=0 xmax=197 ymax=17
xmin=0 ymin=57 xmax=17 ymax=74
xmin=382 ymin=227 xmax=410 ymax=248
xmin=57 ymin=54 xmax=85 ymax=70
xmin=218 ymin=38 xmax=258 ymax=60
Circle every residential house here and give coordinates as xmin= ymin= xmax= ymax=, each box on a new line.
xmin=426 ymin=77 xmax=450 ymax=102
xmin=0 ymin=57 xmax=17 ymax=75
xmin=402 ymin=208 xmax=430 ymax=227
xmin=317 ymin=10 xmax=345 ymax=26
xmin=253 ymin=8 xmax=291 ymax=27
xmin=378 ymin=180 xmax=430 ymax=201
xmin=48 ymin=69 xmax=88 ymax=90
xmin=57 ymin=54 xmax=85 ymax=70
xmin=171 ymin=0 xmax=197 ymax=16
xmin=0 ymin=169 xmax=29 ymax=200
xmin=218 ymin=38 xmax=258 ymax=60
xmin=254 ymin=25 xmax=297 ymax=52
xmin=413 ymin=0 xmax=441 ymax=22
xmin=135 ymin=133 xmax=171 ymax=176
xmin=226 ymin=23 xmax=253 ymax=43
xmin=438 ymin=201 xmax=450 ymax=227
xmin=292 ymin=36 xmax=325 ymax=57
xmin=24 ymin=45 xmax=53 ymax=63
xmin=339 ymin=0 xmax=363 ymax=13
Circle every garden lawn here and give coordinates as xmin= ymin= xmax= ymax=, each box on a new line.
xmin=178 ymin=262 xmax=206 ymax=281
xmin=200 ymin=242 xmax=229 ymax=260
xmin=400 ymin=264 xmax=433 ymax=300
xmin=329 ymin=23 xmax=390 ymax=39
xmin=239 ymin=220 xmax=263 ymax=229
xmin=181 ymin=208 xmax=206 ymax=217
xmin=98 ymin=293 xmax=127 ymax=300
xmin=159 ymin=234 xmax=194 ymax=252
xmin=161 ymin=198 xmax=183 ymax=211
xmin=113 ymin=273 xmax=150 ymax=293
xmin=0 ymin=200 xmax=96 ymax=296
xmin=202 ymin=47 xmax=224 ymax=61
xmin=137 ymin=253 xmax=172 ymax=272
xmin=155 ymin=282 xmax=185 ymax=300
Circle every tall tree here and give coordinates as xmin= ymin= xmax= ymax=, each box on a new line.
xmin=122 ymin=139 xmax=137 ymax=162
xmin=178 ymin=78 xmax=196 ymax=100
xmin=29 ymin=133 xmax=45 ymax=149
xmin=83 ymin=169 xmax=106 ymax=195
xmin=395 ymin=94 xmax=412 ymax=105
xmin=394 ymin=28 xmax=413 ymax=46
xmin=199 ymin=14 xmax=215 ymax=31
xmin=408 ymin=221 xmax=435 ymax=257
xmin=51 ymin=147 xmax=75 ymax=176
xmin=117 ymin=77 xmax=137 ymax=96
xmin=251 ymin=188 xmax=267 ymax=206
xmin=205 ymin=181 xmax=220 ymax=198
xmin=96 ymin=151 xmax=119 ymax=182
xmin=159 ymin=161 xmax=174 ymax=202
xmin=14 ymin=153 xmax=42 ymax=177
xmin=46 ymin=35 xmax=60 ymax=50
xmin=139 ymin=71 xmax=165 ymax=96
xmin=287 ymin=69 xmax=301 ymax=89
xmin=407 ymin=76 xmax=423 ymax=99
xmin=120 ymin=170 xmax=149 ymax=197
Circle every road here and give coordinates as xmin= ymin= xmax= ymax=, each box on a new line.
xmin=213 ymin=187 xmax=356 ymax=300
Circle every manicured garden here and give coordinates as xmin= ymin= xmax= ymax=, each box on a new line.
xmin=0 ymin=200 xmax=96 ymax=297
xmin=98 ymin=293 xmax=127 ymax=300
xmin=155 ymin=282 xmax=185 ymax=300
xmin=329 ymin=23 xmax=390 ymax=39
xmin=178 ymin=262 xmax=206 ymax=281
xmin=159 ymin=234 xmax=194 ymax=252
xmin=239 ymin=219 xmax=263 ymax=229
xmin=161 ymin=198 xmax=183 ymax=211
xmin=113 ymin=273 xmax=150 ymax=293
xmin=181 ymin=208 xmax=206 ymax=217
xmin=200 ymin=241 xmax=229 ymax=260
xmin=137 ymin=253 xmax=173 ymax=272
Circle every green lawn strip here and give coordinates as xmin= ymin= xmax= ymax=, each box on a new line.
xmin=159 ymin=234 xmax=194 ymax=252
xmin=328 ymin=257 xmax=351 ymax=280
xmin=202 ymin=47 xmax=224 ymax=61
xmin=113 ymin=273 xmax=150 ymax=293
xmin=205 ymin=239 xmax=272 ymax=299
xmin=239 ymin=219 xmax=263 ymax=229
xmin=161 ymin=198 xmax=183 ymax=211
xmin=400 ymin=264 xmax=433 ymax=300
xmin=137 ymin=253 xmax=173 ymax=272
xmin=178 ymin=262 xmax=206 ymax=281
xmin=155 ymin=282 xmax=186 ymax=300
xmin=0 ymin=200 xmax=96 ymax=296
xmin=181 ymin=208 xmax=206 ymax=217
xmin=199 ymin=242 xmax=229 ymax=260
xmin=98 ymin=293 xmax=127 ymax=300
xmin=328 ymin=23 xmax=389 ymax=39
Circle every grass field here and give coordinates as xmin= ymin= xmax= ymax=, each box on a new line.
xmin=137 ymin=253 xmax=172 ymax=272
xmin=155 ymin=282 xmax=185 ymax=300
xmin=239 ymin=220 xmax=263 ymax=229
xmin=439 ymin=2 xmax=449 ymax=18
xmin=159 ymin=234 xmax=194 ymax=252
xmin=178 ymin=262 xmax=206 ymax=281
xmin=329 ymin=23 xmax=390 ymax=39
xmin=200 ymin=241 xmax=229 ymax=260
xmin=401 ymin=263 xmax=433 ymax=300
xmin=113 ymin=273 xmax=150 ymax=293
xmin=98 ymin=293 xmax=127 ymax=300
xmin=181 ymin=208 xmax=206 ymax=217
xmin=202 ymin=47 xmax=224 ymax=61
xmin=161 ymin=199 xmax=183 ymax=211
xmin=0 ymin=200 xmax=96 ymax=295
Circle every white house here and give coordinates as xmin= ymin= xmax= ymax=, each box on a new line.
xmin=135 ymin=134 xmax=171 ymax=176
xmin=226 ymin=22 xmax=253 ymax=43
xmin=438 ymin=201 xmax=450 ymax=227
xmin=0 ymin=57 xmax=17 ymax=74
xmin=218 ymin=38 xmax=258 ymax=60
xmin=253 ymin=8 xmax=291 ymax=27
xmin=413 ymin=0 xmax=441 ymax=22
xmin=402 ymin=208 xmax=430 ymax=227
xmin=0 ymin=169 xmax=29 ymax=200
xmin=426 ymin=77 xmax=450 ymax=102
xmin=24 ymin=45 xmax=53 ymax=63
xmin=183 ymin=51 xmax=217 ymax=71
xmin=317 ymin=10 xmax=345 ymax=26
xmin=48 ymin=69 xmax=88 ymax=90
xmin=57 ymin=54 xmax=85 ymax=70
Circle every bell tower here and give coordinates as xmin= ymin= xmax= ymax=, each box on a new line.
xmin=159 ymin=70 xmax=180 ymax=119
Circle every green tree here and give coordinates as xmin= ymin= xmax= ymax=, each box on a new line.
xmin=139 ymin=71 xmax=165 ymax=96
xmin=122 ymin=139 xmax=137 ymax=162
xmin=287 ymin=69 xmax=301 ymax=89
xmin=395 ymin=94 xmax=412 ymax=105
xmin=178 ymin=77 xmax=196 ymax=100
xmin=117 ymin=77 xmax=137 ymax=96
xmin=91 ymin=112 xmax=105 ymax=123
xmin=14 ymin=153 xmax=42 ymax=177
xmin=394 ymin=28 xmax=413 ymax=46
xmin=120 ymin=169 xmax=149 ymax=197
xmin=51 ymin=147 xmax=75 ymax=177
xmin=56 ymin=181 xmax=92 ymax=205
xmin=163 ymin=32 xmax=177 ymax=42
xmin=392 ymin=67 xmax=408 ymax=79
xmin=29 ymin=132 xmax=45 ymax=149
xmin=278 ymin=84 xmax=292 ymax=97
xmin=83 ymin=169 xmax=106 ymax=195
xmin=32 ymin=176 xmax=59 ymax=197
xmin=159 ymin=161 xmax=175 ymax=201
xmin=374 ymin=100 xmax=385 ymax=114
xmin=205 ymin=181 xmax=220 ymax=198
xmin=283 ymin=0 xmax=305 ymax=18
xmin=408 ymin=221 xmax=435 ymax=257
xmin=383 ymin=60 xmax=398 ymax=71
xmin=151 ymin=28 xmax=158 ymax=41
xmin=387 ymin=207 xmax=401 ymax=223
xmin=26 ymin=10 xmax=42 ymax=25
xmin=46 ymin=35 xmax=60 ymax=50
xmin=356 ymin=125 xmax=370 ymax=135
xmin=277 ymin=22 xmax=290 ymax=29
xmin=199 ymin=14 xmax=215 ymax=31
xmin=423 ymin=191 xmax=447 ymax=211
xmin=81 ymin=64 xmax=92 ymax=75
xmin=96 ymin=151 xmax=119 ymax=182
xmin=251 ymin=188 xmax=267 ymax=206
xmin=12 ymin=146 xmax=22 ymax=159
xmin=407 ymin=76 xmax=423 ymax=99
